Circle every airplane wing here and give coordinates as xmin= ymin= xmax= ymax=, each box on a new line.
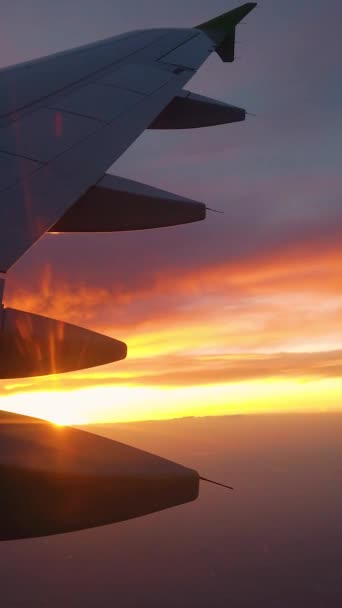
xmin=0 ymin=7 xmax=252 ymax=542
xmin=0 ymin=3 xmax=257 ymax=379
xmin=0 ymin=2 xmax=257 ymax=273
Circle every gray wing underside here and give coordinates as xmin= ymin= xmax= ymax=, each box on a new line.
xmin=0 ymin=27 xmax=214 ymax=272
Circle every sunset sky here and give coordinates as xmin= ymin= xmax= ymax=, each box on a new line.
xmin=0 ymin=0 xmax=341 ymax=425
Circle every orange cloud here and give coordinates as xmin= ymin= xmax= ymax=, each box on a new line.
xmin=5 ymin=241 xmax=342 ymax=354
xmin=2 ymin=237 xmax=342 ymax=423
xmin=4 ymin=350 xmax=342 ymax=396
xmin=6 ymin=240 xmax=342 ymax=311
xmin=2 ymin=236 xmax=341 ymax=416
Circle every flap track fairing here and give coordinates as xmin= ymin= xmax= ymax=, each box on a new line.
xmin=150 ymin=90 xmax=246 ymax=130
xmin=0 ymin=308 xmax=127 ymax=378
xmin=50 ymin=174 xmax=206 ymax=233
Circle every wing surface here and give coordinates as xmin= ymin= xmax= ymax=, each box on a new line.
xmin=0 ymin=3 xmax=257 ymax=272
xmin=0 ymin=28 xmax=213 ymax=271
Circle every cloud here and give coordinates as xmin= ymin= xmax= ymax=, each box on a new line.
xmin=4 ymin=349 xmax=342 ymax=396
xmin=3 ymin=235 xmax=342 ymax=403
xmin=6 ymin=236 xmax=342 ymax=331
xmin=7 ymin=165 xmax=342 ymax=309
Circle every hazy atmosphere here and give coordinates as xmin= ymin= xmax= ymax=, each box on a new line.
xmin=1 ymin=414 xmax=342 ymax=607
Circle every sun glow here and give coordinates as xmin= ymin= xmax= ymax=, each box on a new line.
xmin=2 ymin=376 xmax=342 ymax=426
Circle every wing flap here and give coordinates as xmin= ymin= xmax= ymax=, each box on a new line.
xmin=97 ymin=63 xmax=176 ymax=94
xmin=0 ymin=152 xmax=40 ymax=190
xmin=48 ymin=83 xmax=143 ymax=123
xmin=0 ymin=109 xmax=101 ymax=163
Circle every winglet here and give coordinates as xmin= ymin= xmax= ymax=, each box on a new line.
xmin=196 ymin=3 xmax=257 ymax=62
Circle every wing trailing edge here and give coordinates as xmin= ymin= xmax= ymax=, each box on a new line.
xmin=196 ymin=2 xmax=257 ymax=62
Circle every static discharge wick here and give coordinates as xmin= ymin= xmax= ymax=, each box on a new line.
xmin=206 ymin=207 xmax=225 ymax=214
xmin=200 ymin=476 xmax=234 ymax=491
